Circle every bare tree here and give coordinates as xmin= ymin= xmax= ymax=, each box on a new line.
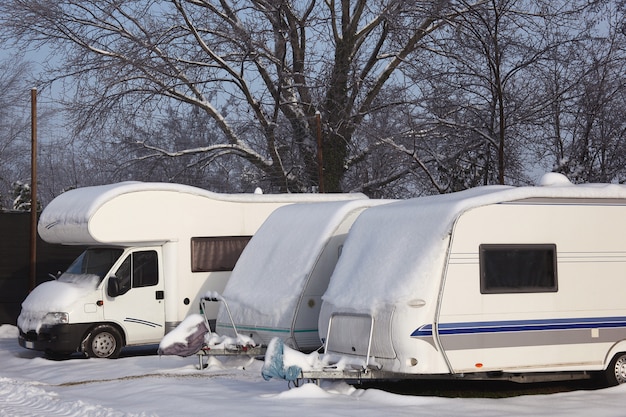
xmin=397 ymin=0 xmax=601 ymax=190
xmin=0 ymin=56 xmax=33 ymax=209
xmin=539 ymin=5 xmax=626 ymax=184
xmin=2 ymin=0 xmax=620 ymax=200
xmin=0 ymin=0 xmax=492 ymax=194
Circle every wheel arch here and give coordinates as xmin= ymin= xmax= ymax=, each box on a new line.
xmin=603 ymin=340 xmax=626 ymax=370
xmin=80 ymin=322 xmax=127 ymax=353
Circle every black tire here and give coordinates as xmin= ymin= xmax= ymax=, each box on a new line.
xmin=84 ymin=325 xmax=123 ymax=359
xmin=605 ymin=353 xmax=626 ymax=386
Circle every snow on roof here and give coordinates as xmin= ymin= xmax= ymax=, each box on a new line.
xmin=38 ymin=182 xmax=366 ymax=244
xmin=220 ymin=199 xmax=389 ymax=329
xmin=323 ymin=174 xmax=626 ymax=312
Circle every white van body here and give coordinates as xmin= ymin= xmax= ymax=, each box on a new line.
xmin=215 ymin=199 xmax=391 ymax=352
xmin=17 ymin=181 xmax=364 ymax=358
xmin=317 ymin=174 xmax=626 ymax=383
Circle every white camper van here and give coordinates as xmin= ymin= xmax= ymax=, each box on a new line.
xmin=298 ymin=174 xmax=626 ymax=385
xmin=17 ymin=182 xmax=364 ymax=359
xmin=213 ymin=199 xmax=391 ymax=353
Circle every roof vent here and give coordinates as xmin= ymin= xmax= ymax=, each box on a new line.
xmin=538 ymin=172 xmax=572 ymax=187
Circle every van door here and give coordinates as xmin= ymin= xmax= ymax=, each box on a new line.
xmin=104 ymin=248 xmax=166 ymax=345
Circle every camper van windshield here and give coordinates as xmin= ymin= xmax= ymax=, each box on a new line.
xmin=64 ymin=248 xmax=124 ymax=282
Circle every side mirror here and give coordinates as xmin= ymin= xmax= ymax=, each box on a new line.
xmin=107 ymin=276 xmax=120 ymax=297
xmin=107 ymin=276 xmax=130 ymax=297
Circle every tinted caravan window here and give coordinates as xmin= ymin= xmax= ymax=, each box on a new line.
xmin=480 ymin=244 xmax=557 ymax=294
xmin=191 ymin=236 xmax=252 ymax=272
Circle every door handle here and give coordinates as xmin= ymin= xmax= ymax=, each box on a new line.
xmin=155 ymin=290 xmax=164 ymax=300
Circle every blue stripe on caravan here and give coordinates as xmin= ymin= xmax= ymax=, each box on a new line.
xmin=410 ymin=316 xmax=626 ymax=337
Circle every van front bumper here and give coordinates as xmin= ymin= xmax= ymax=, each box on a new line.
xmin=18 ymin=323 xmax=92 ymax=355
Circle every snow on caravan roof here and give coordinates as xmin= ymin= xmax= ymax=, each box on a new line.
xmin=322 ymin=173 xmax=626 ymax=313
xmin=221 ymin=199 xmax=389 ymax=330
xmin=38 ymin=182 xmax=366 ymax=245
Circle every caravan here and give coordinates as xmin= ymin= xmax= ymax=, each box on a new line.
xmin=212 ymin=199 xmax=391 ymax=354
xmin=298 ymin=174 xmax=626 ymax=385
xmin=17 ymin=182 xmax=363 ymax=358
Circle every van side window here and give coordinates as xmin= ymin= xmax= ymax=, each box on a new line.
xmin=115 ymin=256 xmax=132 ymax=294
xmin=133 ymin=251 xmax=158 ymax=287
xmin=191 ymin=236 xmax=252 ymax=272
xmin=480 ymin=244 xmax=557 ymax=294
xmin=114 ymin=250 xmax=159 ymax=291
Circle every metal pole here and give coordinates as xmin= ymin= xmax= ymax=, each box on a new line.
xmin=315 ymin=111 xmax=324 ymax=193
xmin=29 ymin=88 xmax=37 ymax=292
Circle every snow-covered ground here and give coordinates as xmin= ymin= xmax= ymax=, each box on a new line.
xmin=2 ymin=325 xmax=626 ymax=417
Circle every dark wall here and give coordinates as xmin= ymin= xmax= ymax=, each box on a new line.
xmin=0 ymin=212 xmax=86 ymax=325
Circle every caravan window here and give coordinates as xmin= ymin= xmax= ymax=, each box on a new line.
xmin=191 ymin=236 xmax=252 ymax=272
xmin=480 ymin=244 xmax=557 ymax=294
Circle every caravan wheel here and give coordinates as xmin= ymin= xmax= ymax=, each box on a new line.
xmin=606 ymin=353 xmax=626 ymax=386
xmin=84 ymin=325 xmax=123 ymax=359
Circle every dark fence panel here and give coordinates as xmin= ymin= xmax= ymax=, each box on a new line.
xmin=0 ymin=212 xmax=86 ymax=325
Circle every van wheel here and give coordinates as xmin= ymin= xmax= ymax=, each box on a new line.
xmin=84 ymin=325 xmax=123 ymax=359
xmin=605 ymin=353 xmax=626 ymax=386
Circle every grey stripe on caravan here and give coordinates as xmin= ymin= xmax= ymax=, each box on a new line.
xmin=435 ymin=327 xmax=626 ymax=351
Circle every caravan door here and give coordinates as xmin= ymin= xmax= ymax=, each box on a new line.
xmin=104 ymin=247 xmax=166 ymax=345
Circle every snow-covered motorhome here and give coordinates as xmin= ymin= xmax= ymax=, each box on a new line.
xmin=17 ymin=182 xmax=365 ymax=359
xmin=296 ymin=174 xmax=626 ymax=385
xmin=212 ymin=199 xmax=392 ymax=354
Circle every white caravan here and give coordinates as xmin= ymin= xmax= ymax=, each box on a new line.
xmin=213 ymin=199 xmax=391 ymax=353
xmin=308 ymin=174 xmax=626 ymax=385
xmin=17 ymin=181 xmax=364 ymax=359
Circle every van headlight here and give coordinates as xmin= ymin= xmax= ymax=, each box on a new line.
xmin=43 ymin=312 xmax=69 ymax=325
